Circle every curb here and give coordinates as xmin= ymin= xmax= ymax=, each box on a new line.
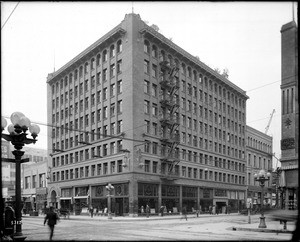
xmin=231 ymin=226 xmax=293 ymax=234
xmin=23 ymin=213 xmax=238 ymax=221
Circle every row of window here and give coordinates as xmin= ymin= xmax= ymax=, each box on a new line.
xmin=247 ymin=153 xmax=272 ymax=170
xmin=51 ymin=137 xmax=245 ymax=175
xmin=51 ymin=40 xmax=123 ymax=94
xmin=52 ymin=140 xmax=123 ymax=167
xmin=24 ymin=173 xmax=46 ymax=189
xmin=144 ymin=79 xmax=246 ymax=121
xmin=145 ymin=103 xmax=245 ymax=134
xmin=247 ymin=136 xmax=272 ymax=154
xmin=51 ymin=157 xmax=245 ymax=186
xmin=143 ymin=40 xmax=246 ymax=109
xmin=52 ymin=72 xmax=123 ymax=110
xmin=52 ymin=99 xmax=123 ymax=128
xmin=52 ymin=160 xmax=124 ymax=182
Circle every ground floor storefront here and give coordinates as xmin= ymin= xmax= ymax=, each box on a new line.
xmin=48 ymin=180 xmax=246 ymax=216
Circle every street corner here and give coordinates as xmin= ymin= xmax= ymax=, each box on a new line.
xmin=229 ymin=225 xmax=295 ymax=234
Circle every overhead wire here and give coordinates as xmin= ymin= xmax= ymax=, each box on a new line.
xmin=1 ymin=2 xmax=20 ymax=30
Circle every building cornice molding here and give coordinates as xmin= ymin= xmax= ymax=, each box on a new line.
xmin=140 ymin=26 xmax=249 ymax=99
xmin=47 ymin=26 xmax=126 ymax=84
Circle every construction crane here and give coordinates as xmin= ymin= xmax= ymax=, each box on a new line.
xmin=265 ymin=109 xmax=275 ymax=134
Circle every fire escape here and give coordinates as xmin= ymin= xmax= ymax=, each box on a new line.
xmin=159 ymin=57 xmax=180 ymax=180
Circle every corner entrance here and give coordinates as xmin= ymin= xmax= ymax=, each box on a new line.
xmin=115 ymin=198 xmax=123 ymax=216
xmin=216 ymin=201 xmax=227 ymax=214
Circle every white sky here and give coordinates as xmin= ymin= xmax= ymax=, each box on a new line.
xmin=1 ymin=1 xmax=297 ymax=168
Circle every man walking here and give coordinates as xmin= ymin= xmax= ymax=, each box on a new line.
xmin=181 ymin=206 xmax=187 ymax=221
xmin=44 ymin=206 xmax=60 ymax=241
xmin=146 ymin=204 xmax=150 ymax=218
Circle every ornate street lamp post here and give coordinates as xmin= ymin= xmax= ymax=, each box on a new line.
xmin=1 ymin=113 xmax=40 ymax=241
xmin=106 ymin=183 xmax=114 ymax=219
xmin=254 ymin=169 xmax=271 ymax=228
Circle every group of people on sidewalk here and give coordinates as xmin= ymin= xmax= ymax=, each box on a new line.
xmin=140 ymin=205 xmax=151 ymax=217
xmin=208 ymin=205 xmax=231 ymax=215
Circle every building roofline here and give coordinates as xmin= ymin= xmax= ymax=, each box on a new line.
xmin=246 ymin=125 xmax=273 ymax=140
xmin=140 ymin=25 xmax=249 ymax=99
xmin=47 ymin=24 xmax=126 ymax=84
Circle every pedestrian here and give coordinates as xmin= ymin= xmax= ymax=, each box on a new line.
xmin=141 ymin=205 xmax=144 ymax=214
xmin=209 ymin=205 xmax=212 ymax=215
xmin=146 ymin=204 xmax=150 ymax=218
xmin=90 ymin=206 xmax=93 ymax=218
xmin=216 ymin=206 xmax=219 ymax=215
xmin=227 ymin=205 xmax=231 ymax=215
xmin=160 ymin=205 xmax=164 ymax=217
xmin=44 ymin=206 xmax=60 ymax=241
xmin=181 ymin=206 xmax=187 ymax=221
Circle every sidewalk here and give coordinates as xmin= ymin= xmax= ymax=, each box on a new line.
xmin=23 ymin=213 xmax=296 ymax=234
xmin=230 ymin=217 xmax=296 ymax=234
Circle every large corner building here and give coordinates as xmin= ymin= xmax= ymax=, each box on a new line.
xmin=279 ymin=20 xmax=298 ymax=210
xmin=46 ymin=13 xmax=251 ymax=216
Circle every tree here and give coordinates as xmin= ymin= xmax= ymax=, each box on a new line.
xmin=150 ymin=24 xmax=159 ymax=32
xmin=222 ymin=68 xmax=229 ymax=78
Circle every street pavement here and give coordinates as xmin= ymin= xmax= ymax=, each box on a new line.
xmin=20 ymin=213 xmax=296 ymax=241
xmin=35 ymin=212 xmax=296 ymax=232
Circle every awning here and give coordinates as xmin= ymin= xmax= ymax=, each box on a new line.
xmin=74 ymin=196 xmax=88 ymax=199
xmin=280 ymin=165 xmax=298 ymax=170
xmin=60 ymin=197 xmax=72 ymax=200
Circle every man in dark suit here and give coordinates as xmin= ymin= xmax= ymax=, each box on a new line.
xmin=44 ymin=206 xmax=60 ymax=240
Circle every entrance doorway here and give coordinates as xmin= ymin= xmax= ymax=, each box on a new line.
xmin=50 ymin=190 xmax=57 ymax=208
xmin=216 ymin=202 xmax=227 ymax=214
xmin=115 ymin=198 xmax=123 ymax=216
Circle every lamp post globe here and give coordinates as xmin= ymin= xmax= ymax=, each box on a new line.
xmin=254 ymin=169 xmax=270 ymax=228
xmin=1 ymin=113 xmax=40 ymax=241
xmin=1 ymin=116 xmax=7 ymax=130
xmin=106 ymin=184 xmax=114 ymax=219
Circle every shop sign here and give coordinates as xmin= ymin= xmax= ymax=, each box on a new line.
xmin=36 ymin=187 xmax=47 ymax=195
xmin=36 ymin=194 xmax=47 ymax=201
xmin=61 ymin=188 xmax=73 ymax=197
xmin=203 ymin=189 xmax=212 ymax=198
xmin=162 ymin=185 xmax=179 ymax=197
xmin=215 ymin=189 xmax=226 ymax=197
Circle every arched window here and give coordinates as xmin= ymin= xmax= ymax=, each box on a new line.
xmin=193 ymin=70 xmax=197 ymax=81
xmin=102 ymin=49 xmax=107 ymax=62
xmin=74 ymin=69 xmax=78 ymax=80
xmin=167 ymin=55 xmax=173 ymax=65
xmin=91 ymin=58 xmax=95 ymax=70
xmin=181 ymin=63 xmax=186 ymax=75
xmin=199 ymin=74 xmax=203 ymax=84
xmin=204 ymin=77 xmax=208 ymax=87
xmin=152 ymin=45 xmax=157 ymax=58
xmin=96 ymin=54 xmax=101 ymax=66
xmin=160 ymin=50 xmax=165 ymax=62
xmin=110 ymin=45 xmax=115 ymax=58
xmin=175 ymin=59 xmax=179 ymax=68
xmin=79 ymin=66 xmax=83 ymax=77
xmin=69 ymin=73 xmax=73 ymax=84
xmin=209 ymin=80 xmax=212 ymax=90
xmin=117 ymin=40 xmax=122 ymax=53
xmin=84 ymin=62 xmax=89 ymax=74
xmin=187 ymin=66 xmax=192 ymax=78
xmin=144 ymin=40 xmax=150 ymax=54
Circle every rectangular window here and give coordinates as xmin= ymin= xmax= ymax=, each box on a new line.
xmin=145 ymin=160 xmax=150 ymax=172
xmin=144 ymin=100 xmax=150 ymax=114
xmin=117 ymin=60 xmax=122 ymax=73
xmin=144 ymin=60 xmax=149 ymax=74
